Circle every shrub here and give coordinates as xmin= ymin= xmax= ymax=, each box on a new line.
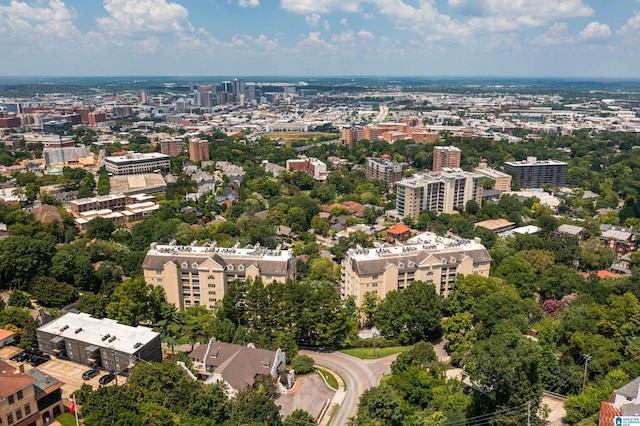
xmin=291 ymin=355 xmax=315 ymax=375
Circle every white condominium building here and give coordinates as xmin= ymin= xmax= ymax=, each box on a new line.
xmin=143 ymin=242 xmax=296 ymax=310
xmin=341 ymin=233 xmax=491 ymax=305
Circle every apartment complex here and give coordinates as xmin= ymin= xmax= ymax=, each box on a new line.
xmin=70 ymin=194 xmax=159 ymax=229
xmin=160 ymin=139 xmax=184 ymax=157
xmin=189 ymin=138 xmax=210 ymax=162
xmin=105 ymin=152 xmax=170 ymax=175
xmin=474 ymin=162 xmax=513 ymax=192
xmin=503 ymin=157 xmax=568 ymax=188
xmin=285 ymin=157 xmax=327 ymax=181
xmin=432 ymin=146 xmax=461 ymax=171
xmin=366 ymin=157 xmax=403 ymax=190
xmin=142 ymin=242 xmax=296 ymax=310
xmin=341 ymin=124 xmax=439 ymax=144
xmin=37 ymin=312 xmax=162 ymax=374
xmin=396 ymin=170 xmax=484 ymax=218
xmin=0 ymin=359 xmax=64 ymax=426
xmin=341 ymin=234 xmax=491 ymax=304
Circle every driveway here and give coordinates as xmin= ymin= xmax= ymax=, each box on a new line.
xmin=277 ymin=374 xmax=335 ymax=420
xmin=300 ymin=350 xmax=398 ymax=426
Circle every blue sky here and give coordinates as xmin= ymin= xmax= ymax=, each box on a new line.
xmin=0 ymin=0 xmax=639 ymax=77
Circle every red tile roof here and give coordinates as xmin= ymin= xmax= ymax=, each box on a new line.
xmin=387 ymin=223 xmax=411 ymax=235
xmin=599 ymin=401 xmax=621 ymax=426
xmin=0 ymin=328 xmax=15 ymax=340
xmin=0 ymin=359 xmax=36 ymax=399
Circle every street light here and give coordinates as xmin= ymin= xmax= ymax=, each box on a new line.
xmin=372 ymin=327 xmax=379 ymax=358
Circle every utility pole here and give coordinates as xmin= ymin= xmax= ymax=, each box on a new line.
xmin=581 ymin=354 xmax=592 ymax=393
xmin=527 ymin=401 xmax=531 ymax=426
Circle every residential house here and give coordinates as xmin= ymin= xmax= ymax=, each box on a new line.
xmin=385 ymin=223 xmax=412 ymax=243
xmin=600 ymin=225 xmax=636 ymax=256
xmin=189 ymin=340 xmax=288 ymax=398
xmin=599 ymin=376 xmax=640 ymax=424
xmin=555 ymin=224 xmax=586 ymax=241
xmin=0 ymin=359 xmax=64 ymax=426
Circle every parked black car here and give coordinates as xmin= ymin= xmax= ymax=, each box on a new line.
xmin=82 ymin=369 xmax=100 ymax=380
xmin=99 ymin=373 xmax=116 ymax=385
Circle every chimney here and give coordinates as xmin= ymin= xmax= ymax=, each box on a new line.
xmin=19 ymin=363 xmax=25 ymax=373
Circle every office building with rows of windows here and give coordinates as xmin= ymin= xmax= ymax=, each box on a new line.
xmin=105 ymin=152 xmax=170 ymax=175
xmin=340 ymin=233 xmax=491 ymax=305
xmin=142 ymin=242 xmax=296 ymax=310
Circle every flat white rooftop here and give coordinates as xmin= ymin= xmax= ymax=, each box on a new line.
xmin=349 ymin=232 xmax=486 ymax=262
xmin=106 ymin=153 xmax=170 ymax=163
xmin=38 ymin=312 xmax=159 ymax=355
xmin=148 ymin=243 xmax=292 ymax=261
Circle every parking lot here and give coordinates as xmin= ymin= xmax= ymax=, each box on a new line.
xmin=277 ymin=374 xmax=335 ymax=420
xmin=0 ymin=346 xmax=124 ymax=400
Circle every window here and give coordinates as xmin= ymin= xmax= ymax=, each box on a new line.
xmin=16 ymin=391 xmax=22 ymax=400
xmin=265 ymin=275 xmax=272 ymax=282
xmin=227 ymin=264 xmax=234 ymax=271
xmin=24 ymin=404 xmax=31 ymax=416
xmin=372 ymin=274 xmax=378 ymax=280
xmin=15 ymin=409 xmax=21 ymax=421
xmin=372 ymin=283 xmax=378 ymax=288
xmin=208 ymin=275 xmax=215 ymax=280
xmin=208 ymin=283 xmax=216 ymax=288
xmin=157 ymin=278 xmax=162 ymax=283
xmin=7 ymin=413 xmax=14 ymax=425
xmin=8 ymin=395 xmax=14 ymax=404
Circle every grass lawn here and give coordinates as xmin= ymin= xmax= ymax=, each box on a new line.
xmin=339 ymin=345 xmax=413 ymax=359
xmin=57 ymin=413 xmax=78 ymax=426
xmin=315 ymin=367 xmax=339 ymax=390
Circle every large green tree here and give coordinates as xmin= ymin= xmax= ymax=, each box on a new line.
xmin=376 ymin=281 xmax=442 ymax=345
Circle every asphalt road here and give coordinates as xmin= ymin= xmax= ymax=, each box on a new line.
xmin=300 ymin=350 xmax=397 ymax=426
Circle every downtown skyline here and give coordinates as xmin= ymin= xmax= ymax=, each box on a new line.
xmin=0 ymin=0 xmax=640 ymax=78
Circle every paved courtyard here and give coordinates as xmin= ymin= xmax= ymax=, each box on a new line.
xmin=277 ymin=374 xmax=335 ymax=420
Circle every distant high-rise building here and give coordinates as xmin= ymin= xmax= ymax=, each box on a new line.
xmin=433 ymin=146 xmax=461 ymax=171
xmin=221 ymin=81 xmax=233 ymax=94
xmin=141 ymin=91 xmax=148 ymax=105
xmin=160 ymin=139 xmax=183 ymax=157
xmin=189 ymin=138 xmax=209 ymax=162
xmin=233 ymin=79 xmax=245 ymax=97
xmin=367 ymin=157 xmax=403 ymax=190
xmin=503 ymin=157 xmax=567 ymax=188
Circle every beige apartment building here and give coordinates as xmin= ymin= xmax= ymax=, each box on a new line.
xmin=341 ymin=234 xmax=491 ymax=305
xmin=142 ymin=242 xmax=296 ymax=310
xmin=396 ymin=170 xmax=484 ymax=219
xmin=474 ymin=163 xmax=513 ymax=192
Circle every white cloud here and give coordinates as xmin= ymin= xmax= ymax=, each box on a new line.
xmin=533 ymin=22 xmax=572 ymax=45
xmin=305 ymin=13 xmax=320 ymax=26
xmin=331 ymin=30 xmax=355 ymax=43
xmin=95 ymin=0 xmax=211 ymax=52
xmin=228 ymin=33 xmax=278 ymax=50
xmin=238 ymin=0 xmax=259 ymax=7
xmin=447 ymin=0 xmax=593 ymax=25
xmin=0 ymin=0 xmax=80 ymax=45
xmin=297 ymin=31 xmax=334 ymax=49
xmin=579 ymin=22 xmax=611 ymax=41
xmin=340 ymin=18 xmax=348 ymax=26
xmin=323 ymin=20 xmax=331 ymax=30
xmin=97 ymin=0 xmax=190 ymax=35
xmin=358 ymin=29 xmax=374 ymax=39
xmin=619 ymin=11 xmax=640 ymax=41
xmin=281 ymin=0 xmax=361 ymax=14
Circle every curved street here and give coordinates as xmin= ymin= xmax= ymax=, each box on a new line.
xmin=300 ymin=350 xmax=398 ymax=426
